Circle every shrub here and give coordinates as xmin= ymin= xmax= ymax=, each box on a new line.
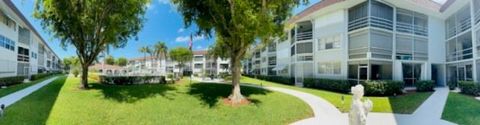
xmin=458 ymin=81 xmax=479 ymax=96
xmin=415 ymin=80 xmax=435 ymax=92
xmin=71 ymin=68 xmax=80 ymax=77
xmin=0 ymin=76 xmax=26 ymax=86
xmin=362 ymin=80 xmax=404 ymax=96
xmin=219 ymin=72 xmax=230 ymax=79
xmin=303 ymin=78 xmax=354 ymax=93
xmin=99 ymin=75 xmax=166 ymax=85
xmin=447 ymin=81 xmax=457 ymax=90
xmin=88 ymin=72 xmax=101 ymax=82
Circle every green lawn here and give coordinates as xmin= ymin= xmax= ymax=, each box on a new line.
xmin=0 ymin=75 xmax=58 ymax=97
xmin=240 ymin=76 xmax=432 ymax=114
xmin=0 ymin=76 xmax=312 ymax=125
xmin=442 ymin=92 xmax=480 ymax=125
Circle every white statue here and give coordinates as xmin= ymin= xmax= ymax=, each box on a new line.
xmin=349 ymin=85 xmax=373 ymax=125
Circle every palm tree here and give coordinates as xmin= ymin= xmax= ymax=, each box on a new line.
xmin=153 ymin=41 xmax=168 ymax=74
xmin=139 ymin=46 xmax=151 ymax=71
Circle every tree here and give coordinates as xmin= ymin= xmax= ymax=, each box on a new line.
xmin=116 ymin=57 xmax=128 ymax=66
xmin=153 ymin=41 xmax=168 ymax=60
xmin=139 ymin=46 xmax=151 ymax=70
xmin=34 ymin=0 xmax=149 ymax=89
xmin=172 ymin=0 xmax=307 ymax=103
xmin=63 ymin=56 xmax=80 ymax=71
xmin=169 ymin=47 xmax=193 ymax=77
xmin=152 ymin=41 xmax=168 ymax=74
xmin=104 ymin=55 xmax=115 ymax=65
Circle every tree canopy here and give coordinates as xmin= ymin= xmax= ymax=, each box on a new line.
xmin=104 ymin=55 xmax=115 ymax=65
xmin=169 ymin=47 xmax=193 ymax=65
xmin=172 ymin=0 xmax=307 ymax=103
xmin=115 ymin=57 xmax=128 ymax=66
xmin=153 ymin=41 xmax=168 ymax=60
xmin=34 ymin=0 xmax=149 ymax=88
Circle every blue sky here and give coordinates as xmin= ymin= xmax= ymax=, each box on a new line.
xmin=12 ymin=0 xmax=451 ymax=59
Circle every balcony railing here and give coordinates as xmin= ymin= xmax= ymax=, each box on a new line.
xmin=348 ymin=17 xmax=368 ymax=31
xmin=296 ymin=31 xmax=313 ymax=41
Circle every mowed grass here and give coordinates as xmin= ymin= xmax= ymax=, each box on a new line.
xmin=442 ymin=92 xmax=480 ymax=125
xmin=0 ymin=76 xmax=312 ymax=125
xmin=0 ymin=75 xmax=58 ymax=98
xmin=241 ymin=76 xmax=432 ymax=114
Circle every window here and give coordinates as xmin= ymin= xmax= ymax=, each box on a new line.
xmin=0 ymin=11 xmax=16 ymax=31
xmin=318 ymin=62 xmax=341 ymax=75
xmin=0 ymin=35 xmax=15 ymax=51
xmin=268 ymin=56 xmax=276 ymax=65
xmin=318 ymin=35 xmax=341 ymax=50
xmin=296 ymin=42 xmax=313 ymax=54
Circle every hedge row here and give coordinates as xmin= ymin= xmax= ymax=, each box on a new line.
xmin=0 ymin=76 xmax=26 ymax=86
xmin=99 ymin=75 xmax=167 ymax=85
xmin=244 ymin=74 xmax=295 ymax=86
xmin=304 ymin=78 xmax=354 ymax=93
xmin=30 ymin=72 xmax=61 ymax=81
xmin=245 ymin=74 xmax=406 ymax=96
xmin=458 ymin=81 xmax=480 ymax=96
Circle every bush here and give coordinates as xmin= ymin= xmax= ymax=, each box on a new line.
xmin=88 ymin=72 xmax=101 ymax=82
xmin=303 ymin=78 xmax=354 ymax=93
xmin=0 ymin=76 xmax=26 ymax=86
xmin=362 ymin=80 xmax=404 ymax=96
xmin=99 ymin=75 xmax=166 ymax=85
xmin=71 ymin=68 xmax=80 ymax=77
xmin=458 ymin=81 xmax=479 ymax=96
xmin=447 ymin=81 xmax=457 ymax=90
xmin=415 ymin=80 xmax=435 ymax=92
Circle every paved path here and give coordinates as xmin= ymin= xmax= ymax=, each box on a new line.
xmin=193 ymin=78 xmax=456 ymax=125
xmin=0 ymin=76 xmax=58 ymax=107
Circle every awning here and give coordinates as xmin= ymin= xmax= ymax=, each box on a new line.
xmin=272 ymin=64 xmax=287 ymax=71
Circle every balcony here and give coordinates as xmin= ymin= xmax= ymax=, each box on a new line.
xmin=296 ymin=31 xmax=313 ymax=41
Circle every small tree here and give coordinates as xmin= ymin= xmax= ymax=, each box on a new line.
xmin=169 ymin=47 xmax=193 ymax=77
xmin=104 ymin=55 xmax=115 ymax=65
xmin=172 ymin=0 xmax=307 ymax=103
xmin=115 ymin=57 xmax=128 ymax=66
xmin=35 ymin=0 xmax=149 ymax=89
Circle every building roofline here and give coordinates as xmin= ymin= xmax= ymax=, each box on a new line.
xmin=3 ymin=0 xmax=60 ymax=59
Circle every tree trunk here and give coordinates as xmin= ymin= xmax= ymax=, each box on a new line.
xmin=80 ymin=64 xmax=89 ymax=89
xmin=228 ymin=55 xmax=244 ymax=103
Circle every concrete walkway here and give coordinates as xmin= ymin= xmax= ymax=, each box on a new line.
xmin=194 ymin=77 xmax=456 ymax=125
xmin=365 ymin=87 xmax=456 ymax=125
xmin=0 ymin=76 xmax=58 ymax=107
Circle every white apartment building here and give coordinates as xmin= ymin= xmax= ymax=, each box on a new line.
xmin=0 ymin=0 xmax=61 ymax=78
xmin=245 ymin=0 xmax=480 ymax=87
xmin=127 ymin=50 xmax=230 ymax=76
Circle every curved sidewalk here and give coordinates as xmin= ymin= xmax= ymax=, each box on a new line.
xmin=0 ymin=76 xmax=58 ymax=107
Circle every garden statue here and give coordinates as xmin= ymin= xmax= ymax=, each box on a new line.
xmin=349 ymin=84 xmax=373 ymax=125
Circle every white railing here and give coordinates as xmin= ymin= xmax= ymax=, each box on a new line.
xmin=447 ymin=48 xmax=473 ymax=61
xmin=475 ymin=9 xmax=480 ymax=24
xmin=457 ymin=18 xmax=471 ymax=33
xmin=370 ymin=16 xmax=393 ymax=30
xmin=348 ymin=17 xmax=368 ymax=31
xmin=296 ymin=31 xmax=313 ymax=41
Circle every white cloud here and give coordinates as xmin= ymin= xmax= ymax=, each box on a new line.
xmin=158 ymin=0 xmax=170 ymax=5
xmin=175 ymin=35 xmax=205 ymax=42
xmin=177 ymin=28 xmax=185 ymax=33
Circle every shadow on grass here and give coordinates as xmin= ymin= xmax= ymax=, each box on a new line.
xmin=90 ymin=83 xmax=177 ymax=103
xmin=0 ymin=76 xmax=66 ymax=124
xmin=187 ymin=83 xmax=271 ymax=108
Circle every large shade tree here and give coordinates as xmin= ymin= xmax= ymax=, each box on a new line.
xmin=172 ymin=0 xmax=307 ymax=103
xmin=169 ymin=47 xmax=193 ymax=77
xmin=34 ymin=0 xmax=149 ymax=89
